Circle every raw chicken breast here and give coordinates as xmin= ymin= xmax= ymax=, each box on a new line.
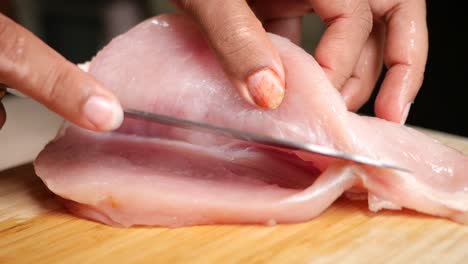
xmin=34 ymin=14 xmax=468 ymax=227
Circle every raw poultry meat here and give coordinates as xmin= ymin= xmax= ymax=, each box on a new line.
xmin=34 ymin=14 xmax=468 ymax=227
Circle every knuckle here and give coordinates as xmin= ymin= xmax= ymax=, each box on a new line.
xmin=352 ymin=1 xmax=373 ymax=34
xmin=392 ymin=63 xmax=426 ymax=88
xmin=328 ymin=68 xmax=350 ymax=89
xmin=213 ymin=16 xmax=260 ymax=57
xmin=40 ymin=64 xmax=70 ymax=105
xmin=0 ymin=15 xmax=28 ymax=80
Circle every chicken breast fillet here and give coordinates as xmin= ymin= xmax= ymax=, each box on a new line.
xmin=34 ymin=14 xmax=468 ymax=227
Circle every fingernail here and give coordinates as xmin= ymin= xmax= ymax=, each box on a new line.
xmin=246 ymin=68 xmax=285 ymax=109
xmin=400 ymin=102 xmax=412 ymax=124
xmin=83 ymin=96 xmax=123 ymax=130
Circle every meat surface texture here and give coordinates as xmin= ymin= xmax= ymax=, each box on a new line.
xmin=34 ymin=14 xmax=468 ymax=227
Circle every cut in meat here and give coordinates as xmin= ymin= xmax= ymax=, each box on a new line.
xmin=34 ymin=14 xmax=468 ymax=227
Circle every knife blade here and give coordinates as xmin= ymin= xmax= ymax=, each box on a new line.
xmin=123 ymin=109 xmax=411 ymax=173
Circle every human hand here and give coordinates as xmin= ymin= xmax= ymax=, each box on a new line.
xmin=174 ymin=0 xmax=428 ymax=123
xmin=0 ymin=13 xmax=123 ymax=131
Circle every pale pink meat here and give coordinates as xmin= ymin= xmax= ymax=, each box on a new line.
xmin=34 ymin=14 xmax=468 ymax=227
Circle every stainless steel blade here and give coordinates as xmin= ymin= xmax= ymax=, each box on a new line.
xmin=123 ymin=109 xmax=411 ymax=173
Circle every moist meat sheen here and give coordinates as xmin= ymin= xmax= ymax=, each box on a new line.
xmin=34 ymin=14 xmax=468 ymax=227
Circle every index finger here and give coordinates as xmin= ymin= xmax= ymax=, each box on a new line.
xmin=174 ymin=0 xmax=286 ymax=109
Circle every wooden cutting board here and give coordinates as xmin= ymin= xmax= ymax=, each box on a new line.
xmin=1 ymin=129 xmax=468 ymax=264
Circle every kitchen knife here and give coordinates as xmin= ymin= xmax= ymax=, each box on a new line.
xmin=124 ymin=109 xmax=411 ymax=173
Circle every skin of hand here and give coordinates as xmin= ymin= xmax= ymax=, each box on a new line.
xmin=0 ymin=13 xmax=123 ymax=131
xmin=174 ymin=0 xmax=428 ymax=124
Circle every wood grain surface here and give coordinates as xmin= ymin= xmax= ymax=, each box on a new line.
xmin=1 ymin=129 xmax=468 ymax=264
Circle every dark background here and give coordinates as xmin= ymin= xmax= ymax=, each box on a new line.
xmin=3 ymin=1 xmax=467 ymax=137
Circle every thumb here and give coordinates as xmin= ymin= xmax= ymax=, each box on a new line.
xmin=0 ymin=14 xmax=123 ymax=131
